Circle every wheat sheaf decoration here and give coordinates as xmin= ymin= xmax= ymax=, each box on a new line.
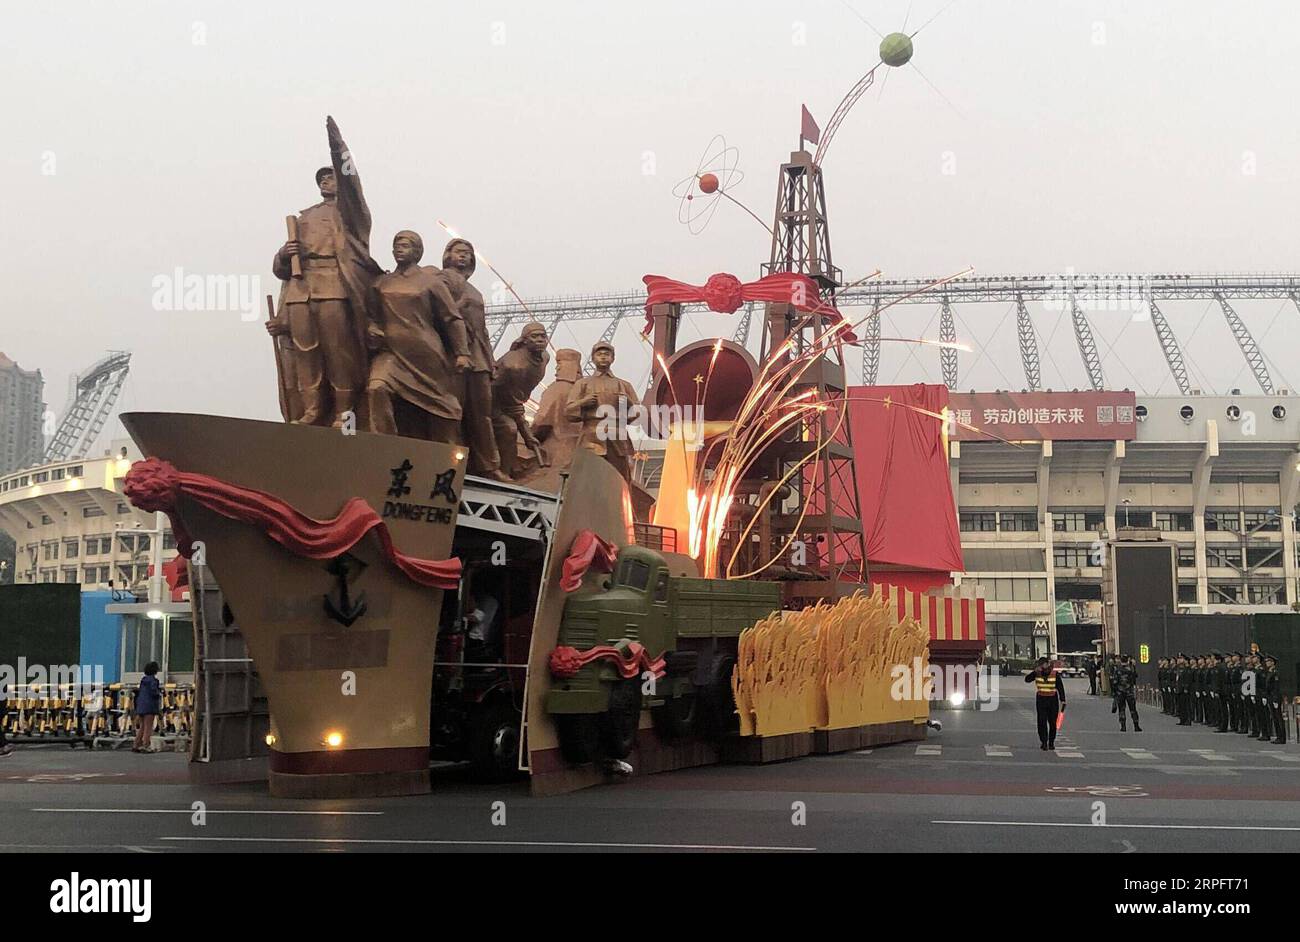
xmin=732 ymin=587 xmax=930 ymax=737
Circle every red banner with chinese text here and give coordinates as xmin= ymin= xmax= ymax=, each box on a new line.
xmin=949 ymin=391 xmax=1137 ymax=442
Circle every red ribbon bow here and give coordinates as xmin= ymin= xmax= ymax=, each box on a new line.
xmin=548 ymin=642 xmax=667 ymax=680
xmin=560 ymin=529 xmax=620 ymax=593
xmin=641 ymin=272 xmax=856 ymax=341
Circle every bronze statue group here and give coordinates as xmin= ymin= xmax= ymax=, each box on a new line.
xmin=265 ymin=117 xmax=637 ymax=487
xmin=1148 ymin=651 xmax=1288 ymax=744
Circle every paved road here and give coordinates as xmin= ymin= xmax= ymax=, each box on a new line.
xmin=2 ymin=679 xmax=1298 ymax=852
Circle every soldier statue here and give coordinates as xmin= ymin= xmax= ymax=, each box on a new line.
xmin=565 ymin=340 xmax=640 ymax=483
xmin=267 ymin=116 xmax=381 ymax=427
xmin=490 ymin=322 xmax=550 ymax=480
xmin=530 ymin=348 xmax=584 ymax=473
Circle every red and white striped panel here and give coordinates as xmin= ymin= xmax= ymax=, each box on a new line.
xmin=878 ymin=582 xmax=986 ymax=643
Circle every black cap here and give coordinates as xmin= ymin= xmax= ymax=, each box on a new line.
xmin=1037 ymin=656 xmax=1049 ymax=665
xmin=315 ymin=166 xmax=334 ymax=184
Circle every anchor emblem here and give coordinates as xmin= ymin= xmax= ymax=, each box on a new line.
xmin=323 ymin=553 xmax=368 ymax=627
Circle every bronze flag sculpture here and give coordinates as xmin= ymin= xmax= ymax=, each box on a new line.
xmin=267 ymin=116 xmax=381 ymax=428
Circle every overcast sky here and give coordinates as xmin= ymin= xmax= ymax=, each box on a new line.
xmin=3 ymin=0 xmax=1298 ymax=450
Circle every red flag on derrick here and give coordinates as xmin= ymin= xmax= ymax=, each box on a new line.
xmin=801 ymin=105 xmax=821 ymax=145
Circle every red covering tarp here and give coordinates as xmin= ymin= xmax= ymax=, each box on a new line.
xmin=874 ymin=569 xmax=951 ymax=595
xmin=848 ymin=384 xmax=963 ymax=573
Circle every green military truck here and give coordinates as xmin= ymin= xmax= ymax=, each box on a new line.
xmin=546 ymin=544 xmax=782 ymax=764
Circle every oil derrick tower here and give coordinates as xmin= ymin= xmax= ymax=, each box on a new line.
xmin=758 ymin=149 xmax=867 ymax=604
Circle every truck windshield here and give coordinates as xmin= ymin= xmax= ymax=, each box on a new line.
xmin=619 ymin=559 xmax=651 ymax=591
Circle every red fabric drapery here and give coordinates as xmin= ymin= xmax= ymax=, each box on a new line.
xmin=123 ymin=457 xmax=461 ymax=590
xmin=549 ymin=642 xmax=666 ymax=680
xmin=560 ymin=529 xmax=619 ymax=592
xmin=848 ymin=384 xmax=964 ymax=573
xmin=641 ymin=272 xmax=857 ymax=341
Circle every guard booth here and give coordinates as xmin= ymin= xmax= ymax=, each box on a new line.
xmin=103 ymin=600 xmax=195 ymax=686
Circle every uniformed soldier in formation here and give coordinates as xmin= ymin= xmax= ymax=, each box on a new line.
xmin=1255 ymin=653 xmax=1274 ymax=742
xmin=1189 ymin=655 xmax=1199 ymax=723
xmin=1112 ymin=654 xmax=1141 ymax=732
xmin=1175 ymin=653 xmax=1192 ymax=725
xmin=1157 ymin=658 xmax=1169 ymax=714
xmin=1206 ymin=652 xmax=1222 ymax=728
xmin=1224 ymin=652 xmax=1241 ymax=733
xmin=1195 ymin=655 xmax=1208 ymax=724
xmin=1242 ymin=653 xmax=1260 ymax=737
xmin=1264 ymin=654 xmax=1287 ymax=745
xmin=1236 ymin=651 xmax=1250 ymax=734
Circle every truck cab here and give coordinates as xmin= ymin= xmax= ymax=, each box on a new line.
xmin=546 ymin=544 xmax=781 ymax=764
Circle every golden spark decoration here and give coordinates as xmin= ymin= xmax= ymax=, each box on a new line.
xmin=671 ymin=265 xmax=982 ymax=581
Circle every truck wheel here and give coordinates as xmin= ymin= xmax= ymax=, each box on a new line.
xmin=467 ymin=700 xmax=523 ymax=783
xmin=598 ymin=678 xmax=642 ymax=759
xmin=651 ymin=693 xmax=697 ymax=739
xmin=662 ymin=650 xmax=698 ymax=676
xmin=697 ymin=654 xmax=738 ymax=739
xmin=557 ymin=714 xmax=600 ymax=765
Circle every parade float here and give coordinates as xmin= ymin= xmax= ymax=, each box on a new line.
xmin=121 ymin=28 xmax=988 ymax=799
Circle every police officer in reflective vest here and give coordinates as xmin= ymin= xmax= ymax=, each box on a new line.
xmin=1025 ymin=656 xmax=1067 ymax=750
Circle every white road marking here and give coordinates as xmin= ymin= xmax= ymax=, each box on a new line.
xmin=916 ymin=744 xmax=942 ymax=756
xmin=1054 ymin=741 xmax=1084 ymax=757
xmin=1258 ymin=751 xmax=1300 ymax=762
xmin=984 ymin=744 xmax=1012 ymax=757
xmin=853 ymin=749 xmax=874 ymax=755
xmin=31 ymin=808 xmax=382 ymax=816
xmin=160 ymin=836 xmax=818 ymax=851
xmin=934 ymin=820 xmax=1300 ymax=832
xmin=1121 ymin=747 xmax=1156 ymax=760
xmin=1188 ymin=749 xmax=1232 ymax=762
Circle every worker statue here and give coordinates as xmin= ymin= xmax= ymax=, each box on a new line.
xmin=490 ymin=322 xmax=550 ymax=479
xmin=529 ymin=348 xmax=583 ymax=474
xmin=364 ymin=230 xmax=471 ymax=443
xmin=267 ymin=116 xmax=381 ymax=427
xmin=564 ymin=340 xmax=640 ymax=482
xmin=436 ymin=239 xmax=506 ymax=481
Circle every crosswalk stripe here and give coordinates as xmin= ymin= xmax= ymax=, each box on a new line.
xmin=916 ymin=744 xmax=941 ymax=756
xmin=1259 ymin=751 xmax=1300 ymax=762
xmin=985 ymin=744 xmax=1012 ymax=757
xmin=1121 ymin=747 xmax=1155 ymax=760
xmin=1190 ymin=750 xmax=1233 ymax=762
